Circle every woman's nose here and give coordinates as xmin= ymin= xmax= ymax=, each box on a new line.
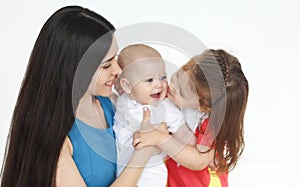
xmin=111 ymin=59 xmax=122 ymax=76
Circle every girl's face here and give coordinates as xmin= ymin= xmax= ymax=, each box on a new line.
xmin=88 ymin=36 xmax=122 ymax=97
xmin=167 ymin=81 xmax=182 ymax=108
xmin=167 ymin=69 xmax=200 ymax=110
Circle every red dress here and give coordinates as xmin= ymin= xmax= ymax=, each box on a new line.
xmin=166 ymin=119 xmax=228 ymax=187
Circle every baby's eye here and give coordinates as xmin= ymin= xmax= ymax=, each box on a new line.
xmin=146 ymin=78 xmax=154 ymax=83
xmin=160 ymin=75 xmax=167 ymax=81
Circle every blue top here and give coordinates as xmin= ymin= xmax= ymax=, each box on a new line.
xmin=68 ymin=96 xmax=117 ymax=187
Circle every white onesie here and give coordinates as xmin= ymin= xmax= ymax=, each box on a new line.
xmin=113 ymin=93 xmax=184 ymax=187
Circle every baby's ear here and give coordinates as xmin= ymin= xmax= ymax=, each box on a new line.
xmin=120 ymin=78 xmax=132 ymax=94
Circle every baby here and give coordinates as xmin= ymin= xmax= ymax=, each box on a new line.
xmin=113 ymin=44 xmax=184 ymax=187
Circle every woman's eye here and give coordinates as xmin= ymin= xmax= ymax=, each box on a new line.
xmin=146 ymin=78 xmax=153 ymax=83
xmin=102 ymin=64 xmax=111 ymax=69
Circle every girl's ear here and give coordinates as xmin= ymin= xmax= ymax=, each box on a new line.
xmin=120 ymin=78 xmax=132 ymax=94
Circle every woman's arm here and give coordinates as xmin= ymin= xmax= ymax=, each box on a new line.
xmin=56 ymin=137 xmax=87 ymax=187
xmin=133 ymin=128 xmax=214 ymax=170
xmin=55 ymin=138 xmax=154 ymax=187
xmin=110 ymin=147 xmax=154 ymax=187
xmin=110 ymin=107 xmax=155 ymax=187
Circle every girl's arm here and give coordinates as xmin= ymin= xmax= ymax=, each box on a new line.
xmin=172 ymin=123 xmax=197 ymax=145
xmin=133 ymin=128 xmax=214 ymax=170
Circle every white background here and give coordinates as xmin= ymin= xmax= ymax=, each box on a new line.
xmin=1 ymin=0 xmax=300 ymax=186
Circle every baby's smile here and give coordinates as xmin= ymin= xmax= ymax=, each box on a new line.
xmin=150 ymin=91 xmax=161 ymax=99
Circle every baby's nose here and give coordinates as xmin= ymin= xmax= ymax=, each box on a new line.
xmin=154 ymin=79 xmax=163 ymax=88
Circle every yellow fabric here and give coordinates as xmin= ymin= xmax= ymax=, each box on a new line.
xmin=208 ymin=168 xmax=222 ymax=187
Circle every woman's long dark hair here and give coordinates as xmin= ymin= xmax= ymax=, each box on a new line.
xmin=1 ymin=6 xmax=115 ymax=187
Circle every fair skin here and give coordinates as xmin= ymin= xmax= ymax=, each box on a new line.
xmin=56 ymin=37 xmax=155 ymax=187
xmin=75 ymin=37 xmax=121 ymax=129
xmin=128 ymin=74 xmax=168 ymax=105
xmin=56 ymin=110 xmax=155 ymax=187
xmin=133 ymin=73 xmax=215 ymax=171
xmin=168 ymin=73 xmax=203 ymax=110
xmin=167 ymin=83 xmax=183 ymax=109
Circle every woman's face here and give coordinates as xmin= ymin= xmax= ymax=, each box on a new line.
xmin=89 ymin=36 xmax=122 ymax=97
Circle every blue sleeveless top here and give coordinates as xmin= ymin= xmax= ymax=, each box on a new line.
xmin=68 ymin=96 xmax=117 ymax=187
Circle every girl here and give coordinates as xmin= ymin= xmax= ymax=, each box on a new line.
xmin=133 ymin=49 xmax=249 ymax=186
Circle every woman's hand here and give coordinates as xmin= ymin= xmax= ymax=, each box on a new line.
xmin=133 ymin=122 xmax=171 ymax=149
xmin=111 ymin=106 xmax=161 ymax=187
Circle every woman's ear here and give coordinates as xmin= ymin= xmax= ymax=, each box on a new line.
xmin=120 ymin=78 xmax=132 ymax=94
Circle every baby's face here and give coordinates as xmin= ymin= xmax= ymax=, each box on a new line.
xmin=129 ymin=74 xmax=168 ymax=105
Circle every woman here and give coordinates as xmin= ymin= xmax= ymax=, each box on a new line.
xmin=1 ymin=6 xmax=153 ymax=187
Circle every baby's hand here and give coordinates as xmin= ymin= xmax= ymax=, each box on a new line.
xmin=114 ymin=77 xmax=124 ymax=95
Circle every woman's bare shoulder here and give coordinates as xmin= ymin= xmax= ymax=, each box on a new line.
xmin=56 ymin=137 xmax=86 ymax=187
xmin=61 ymin=136 xmax=73 ymax=155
